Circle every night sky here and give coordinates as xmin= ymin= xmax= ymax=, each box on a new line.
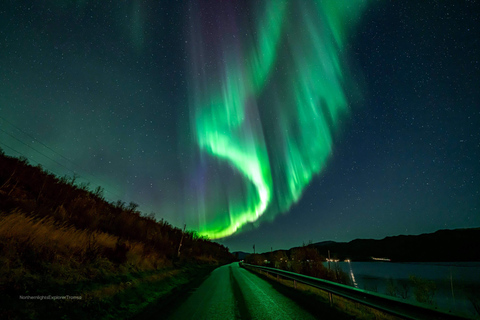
xmin=1 ymin=1 xmax=479 ymax=253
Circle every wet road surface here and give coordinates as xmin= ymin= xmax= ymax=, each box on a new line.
xmin=167 ymin=262 xmax=318 ymax=319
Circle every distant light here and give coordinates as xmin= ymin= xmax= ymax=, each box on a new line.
xmin=371 ymin=257 xmax=391 ymax=262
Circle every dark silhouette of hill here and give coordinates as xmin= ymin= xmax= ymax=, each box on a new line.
xmin=310 ymin=229 xmax=480 ymax=262
xmin=250 ymin=230 xmax=480 ymax=263
xmin=0 ymin=150 xmax=233 ymax=265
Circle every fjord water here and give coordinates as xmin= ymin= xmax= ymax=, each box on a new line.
xmin=329 ymin=261 xmax=480 ymax=317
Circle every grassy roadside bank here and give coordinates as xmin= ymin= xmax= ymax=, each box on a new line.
xmin=1 ymin=260 xmax=221 ymax=320
xmin=0 ymin=209 xmax=226 ymax=319
xmin=0 ymin=209 xmax=228 ymax=319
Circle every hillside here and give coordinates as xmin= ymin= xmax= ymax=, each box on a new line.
xmin=249 ymin=229 xmax=480 ymax=263
xmin=311 ymin=228 xmax=480 ymax=262
xmin=0 ymin=150 xmax=234 ymax=319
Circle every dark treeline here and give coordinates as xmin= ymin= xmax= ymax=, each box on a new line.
xmin=0 ymin=150 xmax=232 ymax=264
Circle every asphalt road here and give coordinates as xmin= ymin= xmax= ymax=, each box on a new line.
xmin=167 ymin=262 xmax=319 ymax=319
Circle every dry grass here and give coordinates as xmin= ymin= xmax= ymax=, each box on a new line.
xmin=0 ymin=210 xmax=165 ymax=273
xmin=0 ymin=210 xmax=115 ymax=256
xmin=0 ymin=210 xmax=223 ymax=320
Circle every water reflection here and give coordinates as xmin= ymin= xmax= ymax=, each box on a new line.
xmin=347 ymin=260 xmax=358 ymax=288
xmin=324 ymin=261 xmax=480 ymax=317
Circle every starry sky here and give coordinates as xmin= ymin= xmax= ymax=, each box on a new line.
xmin=1 ymin=1 xmax=479 ymax=253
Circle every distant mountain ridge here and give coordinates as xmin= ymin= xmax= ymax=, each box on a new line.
xmin=309 ymin=228 xmax=480 ymax=262
xmin=313 ymin=240 xmax=338 ymax=247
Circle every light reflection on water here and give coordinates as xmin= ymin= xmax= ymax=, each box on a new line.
xmin=323 ymin=261 xmax=480 ymax=317
xmin=347 ymin=261 xmax=358 ymax=288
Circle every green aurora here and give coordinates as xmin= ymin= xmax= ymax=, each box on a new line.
xmin=188 ymin=1 xmax=370 ymax=239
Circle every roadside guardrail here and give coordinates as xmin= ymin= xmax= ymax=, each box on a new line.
xmin=241 ymin=263 xmax=470 ymax=320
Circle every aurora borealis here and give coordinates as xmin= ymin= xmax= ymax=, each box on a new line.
xmin=188 ymin=1 xmax=369 ymax=238
xmin=1 ymin=1 xmax=479 ymax=252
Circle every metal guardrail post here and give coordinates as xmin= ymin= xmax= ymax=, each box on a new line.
xmin=240 ymin=263 xmax=470 ymax=320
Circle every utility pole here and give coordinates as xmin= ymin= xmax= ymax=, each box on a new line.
xmin=328 ymin=250 xmax=331 ymax=270
xmin=253 ymin=244 xmax=255 ymax=254
xmin=177 ymin=224 xmax=186 ymax=258
xmin=327 ymin=249 xmax=333 ymax=306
